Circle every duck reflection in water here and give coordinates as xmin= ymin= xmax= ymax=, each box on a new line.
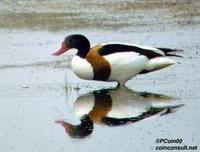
xmin=56 ymin=87 xmax=183 ymax=138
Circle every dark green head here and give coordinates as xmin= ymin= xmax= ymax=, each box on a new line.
xmin=53 ymin=34 xmax=90 ymax=58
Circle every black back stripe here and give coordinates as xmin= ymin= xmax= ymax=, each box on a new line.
xmin=98 ymin=44 xmax=163 ymax=59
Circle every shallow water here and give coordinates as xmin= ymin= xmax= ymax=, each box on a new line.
xmin=0 ymin=0 xmax=200 ymax=152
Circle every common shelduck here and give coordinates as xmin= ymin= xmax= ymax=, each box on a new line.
xmin=56 ymin=87 xmax=183 ymax=138
xmin=53 ymin=34 xmax=181 ymax=87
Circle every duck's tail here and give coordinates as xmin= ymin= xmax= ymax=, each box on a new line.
xmin=146 ymin=57 xmax=176 ymax=71
xmin=139 ymin=48 xmax=183 ymax=74
xmin=157 ymin=48 xmax=183 ymax=58
xmin=139 ymin=57 xmax=176 ymax=74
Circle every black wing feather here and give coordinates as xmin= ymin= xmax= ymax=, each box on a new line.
xmin=157 ymin=48 xmax=183 ymax=57
xmin=98 ymin=44 xmax=163 ymax=59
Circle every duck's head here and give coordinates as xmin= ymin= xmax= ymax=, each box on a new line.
xmin=55 ymin=115 xmax=94 ymax=138
xmin=52 ymin=34 xmax=90 ymax=58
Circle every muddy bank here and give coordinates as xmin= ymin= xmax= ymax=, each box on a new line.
xmin=0 ymin=0 xmax=199 ymax=31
